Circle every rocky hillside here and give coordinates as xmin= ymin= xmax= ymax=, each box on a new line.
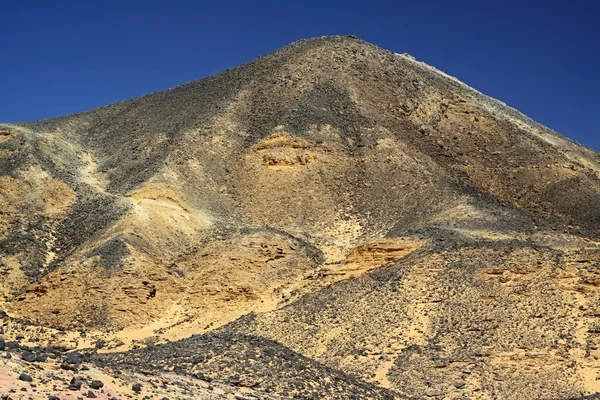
xmin=1 ymin=35 xmax=600 ymax=399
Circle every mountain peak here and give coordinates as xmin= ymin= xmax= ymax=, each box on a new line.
xmin=1 ymin=38 xmax=600 ymax=400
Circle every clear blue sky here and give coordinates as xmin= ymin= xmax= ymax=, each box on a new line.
xmin=1 ymin=0 xmax=598 ymax=150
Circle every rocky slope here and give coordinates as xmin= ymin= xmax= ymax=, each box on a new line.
xmin=1 ymin=35 xmax=600 ymax=399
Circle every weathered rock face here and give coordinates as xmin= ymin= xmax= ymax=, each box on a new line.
xmin=1 ymin=36 xmax=600 ymax=399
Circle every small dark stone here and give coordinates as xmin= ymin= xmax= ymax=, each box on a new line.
xmin=21 ymin=351 xmax=37 ymax=362
xmin=454 ymin=380 xmax=466 ymax=389
xmin=69 ymin=376 xmax=83 ymax=390
xmin=86 ymin=390 xmax=97 ymax=398
xmin=132 ymin=383 xmax=142 ymax=393
xmin=6 ymin=341 xmax=18 ymax=349
xmin=48 ymin=396 xmax=60 ymax=400
xmin=66 ymin=352 xmax=82 ymax=365
xmin=61 ymin=362 xmax=77 ymax=371
xmin=15 ymin=334 xmax=24 ymax=340
xmin=90 ymin=380 xmax=104 ymax=389
xmin=3 ymin=352 xmax=11 ymax=359
xmin=194 ymin=372 xmax=211 ymax=382
xmin=18 ymin=373 xmax=33 ymax=382
xmin=0 ymin=336 xmax=4 ymax=350
xmin=173 ymin=366 xmax=185 ymax=375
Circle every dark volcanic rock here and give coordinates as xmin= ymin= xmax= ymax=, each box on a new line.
xmin=20 ymin=351 xmax=37 ymax=362
xmin=5 ymin=341 xmax=19 ymax=350
xmin=60 ymin=361 xmax=77 ymax=371
xmin=18 ymin=373 xmax=32 ymax=382
xmin=65 ymin=352 xmax=82 ymax=365
xmin=132 ymin=383 xmax=142 ymax=393
xmin=69 ymin=376 xmax=83 ymax=390
xmin=90 ymin=380 xmax=104 ymax=389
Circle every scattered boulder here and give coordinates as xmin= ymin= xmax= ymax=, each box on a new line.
xmin=132 ymin=383 xmax=142 ymax=393
xmin=60 ymin=361 xmax=77 ymax=371
xmin=69 ymin=376 xmax=83 ymax=390
xmin=66 ymin=352 xmax=82 ymax=364
xmin=90 ymin=380 xmax=104 ymax=389
xmin=6 ymin=341 xmax=18 ymax=349
xmin=0 ymin=336 xmax=4 ymax=350
xmin=21 ymin=351 xmax=37 ymax=362
xmin=194 ymin=371 xmax=211 ymax=382
xmin=173 ymin=366 xmax=186 ymax=375
xmin=86 ymin=390 xmax=97 ymax=398
xmin=18 ymin=373 xmax=33 ymax=382
xmin=454 ymin=380 xmax=466 ymax=389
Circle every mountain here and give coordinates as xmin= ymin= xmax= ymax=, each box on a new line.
xmin=1 ymin=35 xmax=600 ymax=399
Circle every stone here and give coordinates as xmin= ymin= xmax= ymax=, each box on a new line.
xmin=454 ymin=380 xmax=466 ymax=389
xmin=66 ymin=352 xmax=82 ymax=365
xmin=21 ymin=351 xmax=37 ymax=362
xmin=194 ymin=372 xmax=211 ymax=382
xmin=18 ymin=373 xmax=33 ymax=382
xmin=6 ymin=341 xmax=18 ymax=349
xmin=69 ymin=376 xmax=83 ymax=390
xmin=60 ymin=362 xmax=77 ymax=371
xmin=132 ymin=383 xmax=142 ymax=393
xmin=90 ymin=380 xmax=104 ymax=389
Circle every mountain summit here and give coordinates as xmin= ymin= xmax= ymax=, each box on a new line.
xmin=1 ymin=36 xmax=600 ymax=399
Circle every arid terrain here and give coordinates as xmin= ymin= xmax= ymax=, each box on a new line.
xmin=1 ymin=35 xmax=600 ymax=399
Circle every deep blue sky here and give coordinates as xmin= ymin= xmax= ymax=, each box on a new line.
xmin=1 ymin=1 xmax=598 ymax=150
